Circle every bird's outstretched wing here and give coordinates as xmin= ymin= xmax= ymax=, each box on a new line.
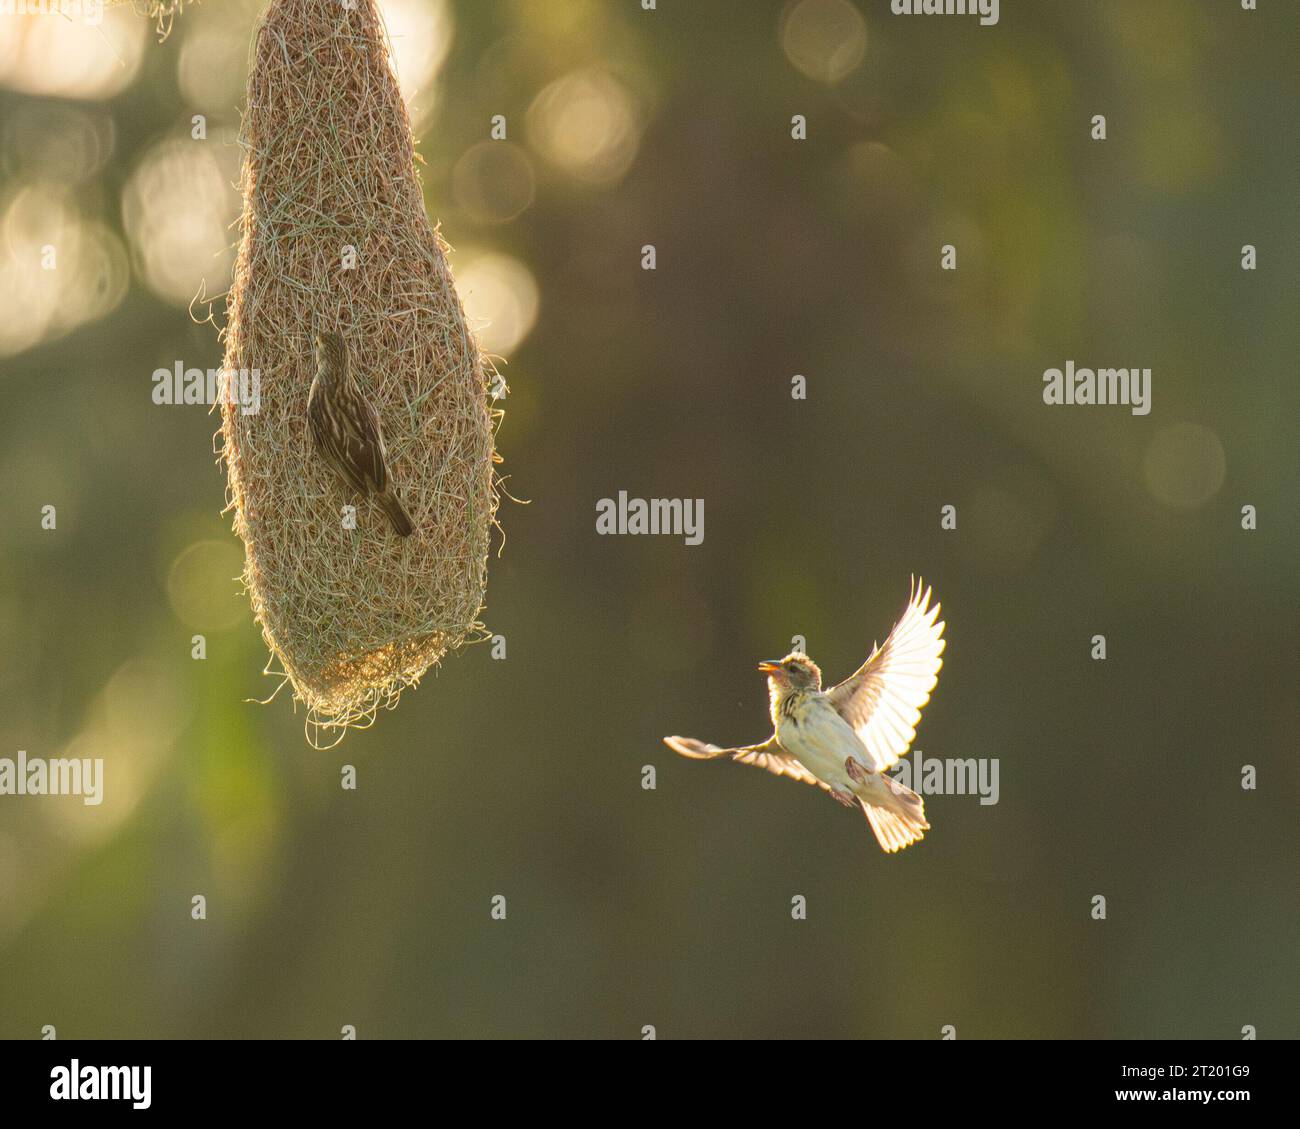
xmin=825 ymin=577 xmax=945 ymax=773
xmin=663 ymin=735 xmax=830 ymax=792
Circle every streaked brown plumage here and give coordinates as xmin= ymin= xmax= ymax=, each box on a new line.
xmin=308 ymin=330 xmax=413 ymax=537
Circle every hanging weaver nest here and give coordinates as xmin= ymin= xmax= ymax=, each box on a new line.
xmin=218 ymin=0 xmax=500 ymax=743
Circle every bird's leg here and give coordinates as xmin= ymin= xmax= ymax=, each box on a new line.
xmin=844 ymin=756 xmax=869 ymax=784
xmin=828 ymin=788 xmax=856 ymax=808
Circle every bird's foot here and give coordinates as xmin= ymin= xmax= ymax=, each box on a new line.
xmin=828 ymin=788 xmax=856 ymax=808
xmin=844 ymin=756 xmax=868 ymax=784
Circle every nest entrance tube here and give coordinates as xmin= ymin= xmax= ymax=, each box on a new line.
xmin=219 ymin=0 xmax=498 ymax=740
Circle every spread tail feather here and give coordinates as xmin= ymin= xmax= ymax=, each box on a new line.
xmin=858 ymin=776 xmax=929 ymax=853
xmin=377 ymin=491 xmax=413 ymax=537
xmin=860 ymin=801 xmax=927 ymax=853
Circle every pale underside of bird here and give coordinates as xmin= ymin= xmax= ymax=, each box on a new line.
xmin=665 ymin=579 xmax=945 ymax=854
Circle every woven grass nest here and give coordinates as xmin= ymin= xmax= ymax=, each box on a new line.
xmin=218 ymin=0 xmax=500 ymax=741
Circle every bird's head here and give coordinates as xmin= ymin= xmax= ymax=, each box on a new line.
xmin=314 ymin=330 xmax=346 ymax=373
xmin=758 ymin=652 xmax=822 ymax=693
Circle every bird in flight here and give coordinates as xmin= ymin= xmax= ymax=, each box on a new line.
xmin=665 ymin=579 xmax=945 ymax=853
xmin=308 ymin=330 xmax=414 ymax=537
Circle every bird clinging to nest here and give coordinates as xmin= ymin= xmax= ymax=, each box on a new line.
xmin=308 ymin=329 xmax=414 ymax=537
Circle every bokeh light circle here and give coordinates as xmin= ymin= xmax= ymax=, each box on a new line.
xmin=781 ymin=0 xmax=868 ymax=84
xmin=122 ymin=138 xmax=239 ymax=308
xmin=454 ymin=252 xmax=539 ymax=356
xmin=526 ymin=67 xmax=641 ymax=187
xmin=452 ymin=141 xmax=536 ymax=224
xmin=1142 ymin=422 xmax=1226 ymax=509
xmin=167 ymin=540 xmax=248 ymax=632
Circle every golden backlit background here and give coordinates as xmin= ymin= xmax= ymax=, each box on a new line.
xmin=0 ymin=0 xmax=1296 ymax=1038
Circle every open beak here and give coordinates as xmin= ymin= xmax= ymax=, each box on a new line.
xmin=757 ymin=660 xmax=782 ymax=674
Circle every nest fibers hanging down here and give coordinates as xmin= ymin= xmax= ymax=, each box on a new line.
xmin=219 ymin=0 xmax=499 ymax=739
